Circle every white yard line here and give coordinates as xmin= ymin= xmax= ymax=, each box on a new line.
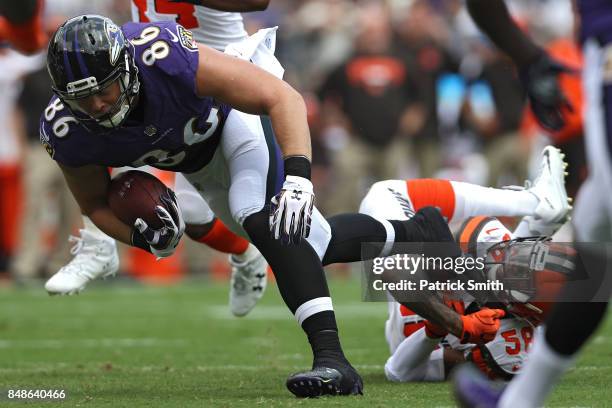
xmin=202 ymin=303 xmax=386 ymax=320
xmin=0 ymin=363 xmax=387 ymax=373
xmin=0 ymin=338 xmax=187 ymax=349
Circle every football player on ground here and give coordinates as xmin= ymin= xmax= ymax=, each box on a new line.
xmin=452 ymin=1 xmax=612 ymax=407
xmin=384 ymin=302 xmax=533 ymax=383
xmin=41 ymin=15 xmax=460 ymax=397
xmin=358 ymin=144 xmax=570 ymax=335
xmin=357 ymin=147 xmax=571 ymax=382
xmin=45 ymin=0 xmax=271 ymax=318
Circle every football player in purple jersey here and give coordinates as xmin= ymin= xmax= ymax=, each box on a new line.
xmin=42 ymin=15 xmax=460 ymax=397
xmin=46 ymin=0 xmax=273 ymax=320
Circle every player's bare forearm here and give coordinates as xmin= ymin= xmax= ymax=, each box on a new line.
xmin=196 ymin=44 xmax=312 ymax=159
xmin=86 ymin=207 xmax=134 ymax=245
xmin=197 ymin=0 xmax=269 ymax=12
xmin=466 ymin=0 xmax=542 ymax=67
xmin=383 ymin=267 xmax=463 ymax=336
xmin=267 ymin=90 xmax=312 ymax=160
xmin=58 ymin=163 xmax=133 ymax=245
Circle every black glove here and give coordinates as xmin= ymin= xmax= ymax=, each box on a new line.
xmin=520 ymin=52 xmax=576 ymax=131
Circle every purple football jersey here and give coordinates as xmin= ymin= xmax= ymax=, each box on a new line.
xmin=40 ymin=21 xmax=231 ymax=173
xmin=578 ymin=0 xmax=612 ymax=44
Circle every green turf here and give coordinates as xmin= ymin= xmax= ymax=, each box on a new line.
xmin=0 ymin=278 xmax=610 ymax=407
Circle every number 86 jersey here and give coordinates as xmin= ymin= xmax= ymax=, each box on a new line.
xmin=40 ymin=21 xmax=231 ymax=173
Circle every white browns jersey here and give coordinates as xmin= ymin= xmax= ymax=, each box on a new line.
xmin=442 ymin=317 xmax=534 ymax=378
xmin=383 ymin=217 xmax=530 ymax=381
xmin=471 ymin=317 xmax=534 ymax=378
xmin=382 ymin=214 xmax=529 ymax=380
xmin=131 ymin=0 xmax=248 ymax=51
xmin=384 ymin=300 xmax=534 ymax=381
xmin=384 ymin=295 xmax=427 ymax=354
xmin=368 ymin=179 xmax=530 ymax=380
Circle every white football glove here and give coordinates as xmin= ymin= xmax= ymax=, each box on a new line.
xmin=134 ymin=190 xmax=185 ymax=259
xmin=269 ymin=175 xmax=315 ymax=244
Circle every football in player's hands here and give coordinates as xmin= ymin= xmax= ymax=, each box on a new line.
xmin=108 ymin=170 xmax=176 ymax=228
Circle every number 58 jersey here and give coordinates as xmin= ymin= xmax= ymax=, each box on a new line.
xmin=40 ymin=21 xmax=231 ymax=173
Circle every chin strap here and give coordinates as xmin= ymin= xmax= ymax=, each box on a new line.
xmin=99 ymin=66 xmax=140 ymax=128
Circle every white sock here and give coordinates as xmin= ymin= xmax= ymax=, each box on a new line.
xmin=499 ymin=331 xmax=575 ymax=408
xmin=82 ymin=215 xmax=113 ymax=240
xmin=450 ymin=181 xmax=538 ymax=221
xmin=384 ymin=327 xmax=439 ymax=382
xmin=232 ymin=243 xmax=256 ymax=262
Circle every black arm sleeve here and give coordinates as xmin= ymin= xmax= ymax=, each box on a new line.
xmin=466 ymin=0 xmax=542 ymax=67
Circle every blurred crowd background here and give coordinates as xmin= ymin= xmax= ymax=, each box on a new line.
xmin=0 ymin=0 xmax=586 ymax=284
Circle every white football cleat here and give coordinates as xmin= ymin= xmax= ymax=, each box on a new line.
xmin=229 ymin=243 xmax=267 ymax=317
xmin=45 ymin=230 xmax=119 ymax=295
xmin=525 ymin=146 xmax=571 ymax=235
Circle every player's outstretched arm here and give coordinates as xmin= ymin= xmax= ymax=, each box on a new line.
xmin=169 ymin=0 xmax=269 ymax=12
xmin=466 ymin=0 xmax=541 ymax=67
xmin=196 ymin=44 xmax=311 ymax=160
xmin=59 ymin=163 xmax=184 ymax=257
xmin=404 ymin=294 xmax=504 ymax=344
xmin=196 ymin=44 xmax=315 ymax=243
xmin=466 ymin=0 xmax=572 ymax=131
xmin=59 ymin=163 xmax=133 ymax=245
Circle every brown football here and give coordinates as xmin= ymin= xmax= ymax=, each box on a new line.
xmin=108 ymin=170 xmax=171 ymax=229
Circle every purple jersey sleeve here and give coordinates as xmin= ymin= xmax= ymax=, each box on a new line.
xmin=39 ymin=96 xmax=91 ymax=167
xmin=122 ymin=21 xmax=200 ymax=95
xmin=38 ymin=22 xmax=230 ymax=172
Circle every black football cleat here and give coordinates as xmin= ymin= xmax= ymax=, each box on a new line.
xmin=286 ymin=364 xmax=363 ymax=398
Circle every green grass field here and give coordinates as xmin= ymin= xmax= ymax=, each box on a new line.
xmin=0 ymin=278 xmax=610 ymax=407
